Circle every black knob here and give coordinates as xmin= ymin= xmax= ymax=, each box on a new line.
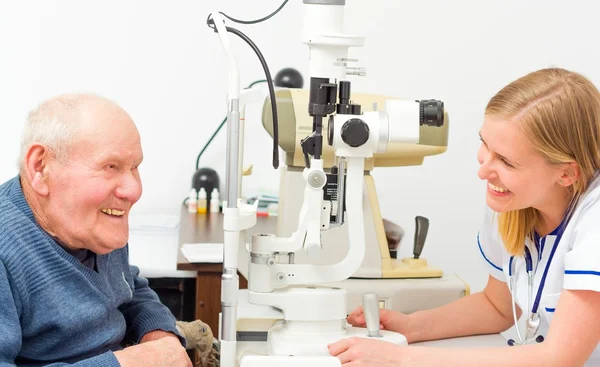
xmin=328 ymin=115 xmax=335 ymax=146
xmin=351 ymin=104 xmax=362 ymax=115
xmin=413 ymin=216 xmax=429 ymax=259
xmin=339 ymin=81 xmax=351 ymax=105
xmin=337 ymin=102 xmax=362 ymax=115
xmin=419 ymin=99 xmax=444 ymax=127
xmin=340 ymin=118 xmax=370 ymax=148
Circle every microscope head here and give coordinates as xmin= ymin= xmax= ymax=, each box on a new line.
xmin=261 ymin=88 xmax=449 ymax=170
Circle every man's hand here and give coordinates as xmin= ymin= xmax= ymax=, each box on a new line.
xmin=114 ymin=337 xmax=192 ymax=367
xmin=328 ymin=337 xmax=409 ymax=366
xmin=140 ymin=330 xmax=180 ymax=344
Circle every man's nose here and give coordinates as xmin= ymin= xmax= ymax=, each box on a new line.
xmin=115 ymin=171 xmax=142 ymax=202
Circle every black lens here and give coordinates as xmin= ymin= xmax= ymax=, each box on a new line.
xmin=419 ymin=99 xmax=444 ymax=127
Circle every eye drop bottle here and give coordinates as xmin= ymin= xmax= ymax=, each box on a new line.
xmin=210 ymin=188 xmax=220 ymax=213
xmin=187 ymin=188 xmax=197 ymax=214
xmin=197 ymin=188 xmax=207 ymax=214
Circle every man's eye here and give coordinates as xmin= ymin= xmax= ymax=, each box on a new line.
xmin=106 ymin=164 xmax=117 ymax=170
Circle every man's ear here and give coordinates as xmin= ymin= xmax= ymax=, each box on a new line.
xmin=558 ymin=162 xmax=580 ymax=187
xmin=24 ymin=144 xmax=51 ymax=197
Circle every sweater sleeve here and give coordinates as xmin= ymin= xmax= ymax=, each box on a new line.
xmin=0 ymin=260 xmax=22 ymax=366
xmin=0 ymin=261 xmax=122 ymax=367
xmin=118 ymin=264 xmax=185 ymax=347
xmin=31 ymin=353 xmax=121 ymax=367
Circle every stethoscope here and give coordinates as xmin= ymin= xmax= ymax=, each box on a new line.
xmin=508 ymin=246 xmax=544 ymax=345
xmin=507 ymin=216 xmax=569 ymax=346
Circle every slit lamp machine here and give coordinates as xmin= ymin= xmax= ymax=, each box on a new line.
xmin=207 ymin=1 xmax=465 ymax=366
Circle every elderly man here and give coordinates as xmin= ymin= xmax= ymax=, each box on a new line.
xmin=0 ymin=94 xmax=192 ymax=367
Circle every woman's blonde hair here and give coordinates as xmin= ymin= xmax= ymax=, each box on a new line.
xmin=485 ymin=68 xmax=600 ymax=255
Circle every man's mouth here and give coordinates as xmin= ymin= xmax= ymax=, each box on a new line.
xmin=101 ymin=208 xmax=125 ymax=217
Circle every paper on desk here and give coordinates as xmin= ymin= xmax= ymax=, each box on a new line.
xmin=129 ymin=213 xmax=179 ymax=231
xmin=181 ymin=243 xmax=223 ymax=263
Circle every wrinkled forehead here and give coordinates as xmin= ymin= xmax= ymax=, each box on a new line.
xmin=69 ymin=102 xmax=142 ymax=159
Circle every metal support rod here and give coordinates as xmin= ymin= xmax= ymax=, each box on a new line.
xmin=226 ymin=99 xmax=240 ymax=208
xmin=336 ymin=158 xmax=346 ymax=225
xmin=221 ymin=268 xmax=238 ymax=341
xmin=222 ymin=98 xmax=240 ymax=356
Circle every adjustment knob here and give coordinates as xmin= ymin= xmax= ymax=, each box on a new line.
xmin=340 ymin=118 xmax=370 ymax=148
xmin=362 ymin=292 xmax=382 ymax=338
xmin=419 ymin=99 xmax=444 ymax=127
xmin=413 ymin=216 xmax=430 ymax=259
xmin=328 ymin=115 xmax=335 ymax=146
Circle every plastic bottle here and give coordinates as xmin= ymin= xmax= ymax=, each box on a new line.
xmin=197 ymin=187 xmax=207 ymax=214
xmin=187 ymin=188 xmax=197 ymax=213
xmin=210 ymin=188 xmax=220 ymax=213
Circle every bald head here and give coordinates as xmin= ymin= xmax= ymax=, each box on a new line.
xmin=18 ymin=94 xmax=135 ymax=172
xmin=19 ymin=93 xmax=144 ymax=254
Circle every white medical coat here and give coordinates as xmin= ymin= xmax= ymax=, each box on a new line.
xmin=478 ymin=173 xmax=600 ymax=366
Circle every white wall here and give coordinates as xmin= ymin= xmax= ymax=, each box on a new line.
xmin=1 ymin=0 xmax=599 ymax=292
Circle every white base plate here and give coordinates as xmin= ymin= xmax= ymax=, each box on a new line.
xmin=241 ymin=355 xmax=342 ymax=367
xmin=268 ymin=324 xmax=407 ymax=357
xmin=236 ymin=334 xmax=508 ymax=367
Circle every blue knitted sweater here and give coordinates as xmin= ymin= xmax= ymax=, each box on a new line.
xmin=0 ymin=176 xmax=183 ymax=366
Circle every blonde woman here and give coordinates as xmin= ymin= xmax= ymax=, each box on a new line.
xmin=328 ymin=68 xmax=600 ymax=366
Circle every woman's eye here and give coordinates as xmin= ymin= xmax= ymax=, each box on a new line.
xmin=501 ymin=158 xmax=514 ymax=168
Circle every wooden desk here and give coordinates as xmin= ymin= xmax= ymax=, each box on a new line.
xmin=176 ymin=206 xmax=277 ymax=335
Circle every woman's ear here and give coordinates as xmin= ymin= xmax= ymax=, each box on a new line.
xmin=25 ymin=144 xmax=51 ymax=196
xmin=558 ymin=162 xmax=581 ymax=187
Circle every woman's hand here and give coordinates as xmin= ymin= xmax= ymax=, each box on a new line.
xmin=346 ymin=306 xmax=416 ymax=342
xmin=328 ymin=337 xmax=414 ymax=366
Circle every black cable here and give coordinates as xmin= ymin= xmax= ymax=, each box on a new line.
xmin=247 ymin=79 xmax=267 ymax=88
xmin=212 ymin=0 xmax=289 ymax=25
xmin=225 ymin=26 xmax=280 ymax=169
xmin=204 ymin=1 xmax=286 ymax=169
xmin=195 ymin=116 xmax=226 ymax=170
xmin=195 ymin=80 xmax=266 ymax=170
xmin=187 ymin=78 xmax=268 ymax=206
